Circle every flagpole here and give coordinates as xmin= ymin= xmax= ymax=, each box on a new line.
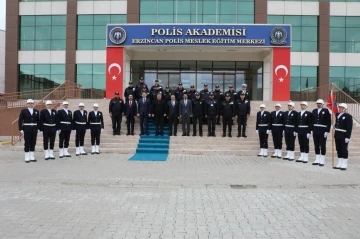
xmin=331 ymin=84 xmax=335 ymax=168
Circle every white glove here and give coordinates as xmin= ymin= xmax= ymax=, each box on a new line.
xmin=324 ymin=132 xmax=328 ymax=138
xmin=72 ymin=130 xmax=76 ymax=135
xmin=283 ymin=131 xmax=285 ymax=136
xmin=331 ymin=125 xmax=335 ymax=129
xmin=101 ymin=129 xmax=104 ymax=132
xmin=294 ymin=132 xmax=298 ymax=137
xmin=38 ymin=130 xmax=42 ymax=135
xmin=87 ymin=129 xmax=91 ymax=132
xmin=256 ymin=130 xmax=259 ymax=134
xmin=266 ymin=130 xmax=270 ymax=134
xmin=56 ymin=130 xmax=60 ymax=135
xmin=307 ymin=133 xmax=311 ymax=139
xmin=20 ymin=130 xmax=24 ymax=135
xmin=345 ymin=138 xmax=350 ymax=143
xmin=311 ymin=131 xmax=313 ymax=136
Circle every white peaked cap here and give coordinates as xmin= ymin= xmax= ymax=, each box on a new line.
xmin=288 ymin=101 xmax=295 ymax=107
xmin=338 ymin=103 xmax=347 ymax=109
xmin=26 ymin=99 xmax=34 ymax=103
xmin=242 ymin=84 xmax=247 ymax=87
xmin=300 ymin=101 xmax=308 ymax=106
xmin=79 ymin=103 xmax=85 ymax=107
xmin=93 ymin=103 xmax=99 ymax=107
xmin=45 ymin=100 xmax=53 ymax=105
xmin=316 ymin=99 xmax=324 ymax=104
xmin=62 ymin=101 xmax=69 ymax=105
xmin=275 ymin=103 xmax=281 ymax=107
xmin=259 ymin=104 xmax=266 ymax=108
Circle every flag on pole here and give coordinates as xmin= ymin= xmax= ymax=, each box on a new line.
xmin=305 ymin=78 xmax=309 ymax=88
xmin=327 ymin=90 xmax=338 ymax=114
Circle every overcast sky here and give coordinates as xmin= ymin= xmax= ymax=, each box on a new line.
xmin=0 ymin=0 xmax=5 ymax=30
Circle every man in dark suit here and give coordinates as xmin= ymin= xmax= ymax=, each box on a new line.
xmin=57 ymin=101 xmax=72 ymax=158
xmin=152 ymin=93 xmax=167 ymax=136
xmin=220 ymin=93 xmax=235 ymax=137
xmin=270 ymin=104 xmax=285 ymax=158
xmin=311 ymin=99 xmax=331 ymax=166
xmin=88 ymin=103 xmax=104 ymax=154
xmin=167 ymin=94 xmax=179 ymax=136
xmin=72 ymin=102 xmax=88 ymax=156
xmin=256 ymin=104 xmax=271 ymax=157
xmin=192 ymin=92 xmax=205 ymax=136
xmin=283 ymin=101 xmax=298 ymax=161
xmin=109 ymin=92 xmax=125 ymax=135
xmin=138 ymin=92 xmax=151 ymax=136
xmin=39 ymin=100 xmax=58 ymax=160
xmin=124 ymin=94 xmax=137 ymax=135
xmin=179 ymin=92 xmax=192 ymax=136
xmin=295 ymin=101 xmax=313 ymax=163
xmin=18 ymin=99 xmax=40 ymax=163
xmin=333 ymin=103 xmax=353 ymax=170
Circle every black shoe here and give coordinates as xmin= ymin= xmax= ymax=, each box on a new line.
xmin=117 ymin=132 xmax=121 ymax=135
xmin=192 ymin=134 xmax=196 ymax=136
xmin=182 ymin=134 xmax=186 ymax=136
xmin=295 ymin=160 xmax=302 ymax=163
xmin=319 ymin=164 xmax=324 ymax=167
xmin=228 ymin=134 xmax=232 ymax=138
xmin=113 ymin=132 xmax=116 ymax=136
xmin=237 ymin=134 xmax=241 ymax=138
xmin=169 ymin=133 xmax=173 ymax=136
xmin=25 ymin=161 xmax=30 ymax=163
xmin=216 ymin=123 xmax=221 ymax=125
xmin=312 ymin=163 xmax=319 ymax=165
xmin=212 ymin=133 xmax=216 ymax=137
xmin=81 ymin=152 xmax=88 ymax=155
xmin=288 ymin=159 xmax=295 ymax=161
xmin=45 ymin=158 xmax=49 ymax=160
xmin=131 ymin=132 xmax=134 ymax=135
xmin=208 ymin=134 xmax=211 ymax=137
xmin=187 ymin=134 xmax=190 ymax=136
xmin=222 ymin=134 xmax=226 ymax=137
xmin=199 ymin=134 xmax=203 ymax=137
xmin=174 ymin=133 xmax=177 ymax=136
xmin=31 ymin=160 xmax=37 ymax=162
xmin=340 ymin=168 xmax=347 ymax=171
xmin=160 ymin=133 xmax=164 ymax=136
xmin=146 ymin=132 xmax=149 ymax=136
xmin=242 ymin=134 xmax=247 ymax=138
xmin=126 ymin=132 xmax=130 ymax=136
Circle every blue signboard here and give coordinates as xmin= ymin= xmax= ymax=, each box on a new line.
xmin=106 ymin=24 xmax=291 ymax=48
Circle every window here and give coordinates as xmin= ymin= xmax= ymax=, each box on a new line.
xmin=329 ymin=67 xmax=360 ymax=98
xmin=77 ymin=15 xmax=127 ymax=50
xmin=290 ymin=66 xmax=317 ymax=92
xmin=20 ymin=16 xmax=66 ymax=50
xmin=76 ymin=64 xmax=106 ymax=90
xmin=18 ymin=64 xmax=65 ymax=92
xmin=268 ymin=15 xmax=318 ymax=52
xmin=139 ymin=0 xmax=254 ymax=24
xmin=330 ymin=17 xmax=360 ymax=53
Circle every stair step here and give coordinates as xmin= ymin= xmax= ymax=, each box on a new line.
xmin=136 ymin=148 xmax=169 ymax=153
xmin=138 ymin=143 xmax=169 ymax=148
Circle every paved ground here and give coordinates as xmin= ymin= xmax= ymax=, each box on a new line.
xmin=0 ymin=147 xmax=360 ymax=239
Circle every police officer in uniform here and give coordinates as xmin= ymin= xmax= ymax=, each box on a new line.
xmin=256 ymin=104 xmax=271 ymax=157
xmin=109 ymin=92 xmax=125 ymax=135
xmin=283 ymin=102 xmax=298 ymax=161
xmin=200 ymin=84 xmax=210 ymax=101
xmin=311 ymin=99 xmax=331 ymax=166
xmin=237 ymin=84 xmax=250 ymax=102
xmin=135 ymin=77 xmax=149 ymax=100
xmin=213 ymin=85 xmax=223 ymax=125
xmin=192 ymin=92 xmax=205 ymax=137
xmin=235 ymin=91 xmax=250 ymax=137
xmin=57 ymin=101 xmax=72 ymax=158
xmin=88 ymin=103 xmax=104 ymax=154
xmin=40 ymin=100 xmax=57 ymax=160
xmin=18 ymin=99 xmax=40 ymax=163
xmin=205 ymin=92 xmax=218 ymax=137
xmin=295 ymin=101 xmax=313 ymax=163
xmin=73 ymin=103 xmax=88 ymax=156
xmin=188 ymin=85 xmax=197 ymax=100
xmin=220 ymin=93 xmax=235 ymax=137
xmin=333 ymin=103 xmax=353 ymax=170
xmin=175 ymin=83 xmax=186 ymax=101
xmin=270 ymin=104 xmax=285 ymax=158
xmin=225 ymin=85 xmax=237 ymax=103
xmin=124 ymin=82 xmax=136 ymax=101
xmin=163 ymin=86 xmax=172 ymax=103
xmin=150 ymin=79 xmax=162 ymax=94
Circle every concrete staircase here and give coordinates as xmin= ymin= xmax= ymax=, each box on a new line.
xmin=12 ymin=99 xmax=360 ymax=158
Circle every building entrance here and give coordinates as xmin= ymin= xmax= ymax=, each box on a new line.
xmin=212 ymin=73 xmax=236 ymax=93
xmin=157 ymin=73 xmax=181 ymax=90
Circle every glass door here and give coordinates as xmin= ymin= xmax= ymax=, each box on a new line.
xmin=157 ymin=73 xmax=180 ymax=91
xmin=212 ymin=73 xmax=236 ymax=92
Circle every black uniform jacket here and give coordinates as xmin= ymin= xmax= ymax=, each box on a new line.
xmin=40 ymin=109 xmax=57 ymax=133
xmin=270 ymin=111 xmax=285 ymax=133
xmin=334 ymin=113 xmax=353 ymax=139
xmin=57 ymin=109 xmax=72 ymax=131
xmin=18 ymin=108 xmax=40 ymax=132
xmin=312 ymin=108 xmax=331 ymax=134
xmin=284 ymin=110 xmax=298 ymax=133
xmin=73 ymin=110 xmax=88 ymax=131
xmin=296 ymin=110 xmax=313 ymax=135
xmin=256 ymin=111 xmax=271 ymax=132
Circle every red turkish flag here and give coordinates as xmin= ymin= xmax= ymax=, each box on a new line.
xmin=106 ymin=47 xmax=124 ymax=99
xmin=272 ymin=48 xmax=291 ymax=101
xmin=327 ymin=90 xmax=338 ymax=114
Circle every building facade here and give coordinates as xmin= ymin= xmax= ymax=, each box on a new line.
xmin=0 ymin=30 xmax=5 ymax=94
xmin=4 ymin=0 xmax=360 ymax=100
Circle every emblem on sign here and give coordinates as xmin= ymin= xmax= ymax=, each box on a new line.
xmin=270 ymin=27 xmax=287 ymax=45
xmin=109 ymin=27 xmax=127 ymax=45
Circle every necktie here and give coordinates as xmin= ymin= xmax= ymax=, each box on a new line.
xmin=130 ymin=101 xmax=132 ymax=107
xmin=185 ymin=100 xmax=187 ymax=106
xmin=143 ymin=98 xmax=145 ymax=104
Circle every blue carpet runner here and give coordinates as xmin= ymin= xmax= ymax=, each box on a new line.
xmin=129 ymin=118 xmax=169 ymax=161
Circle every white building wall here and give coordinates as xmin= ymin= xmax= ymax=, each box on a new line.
xmin=0 ymin=30 xmax=5 ymax=94
xmin=77 ymin=1 xmax=127 ymax=15
xmin=19 ymin=2 xmax=67 ymax=15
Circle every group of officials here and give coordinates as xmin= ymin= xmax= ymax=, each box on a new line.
xmin=109 ymin=78 xmax=251 ymax=137
xmin=18 ymin=78 xmax=353 ymax=171
xmin=256 ymin=99 xmax=353 ymax=171
xmin=18 ymin=99 xmax=104 ymax=162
